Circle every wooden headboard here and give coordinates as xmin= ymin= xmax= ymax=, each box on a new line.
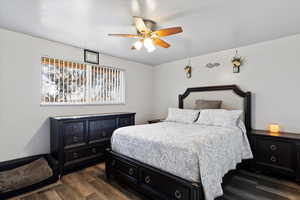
xmin=178 ymin=85 xmax=252 ymax=130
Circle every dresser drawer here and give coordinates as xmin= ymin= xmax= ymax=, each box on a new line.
xmin=63 ymin=121 xmax=86 ymax=148
xmin=86 ymin=144 xmax=108 ymax=159
xmin=88 ymin=118 xmax=116 ymax=143
xmin=65 ymin=148 xmax=87 ymax=162
xmin=65 ymin=143 xmax=108 ymax=163
xmin=256 ymin=138 xmax=294 ymax=171
xmin=140 ymin=168 xmax=190 ymax=200
xmin=118 ymin=116 xmax=134 ymax=128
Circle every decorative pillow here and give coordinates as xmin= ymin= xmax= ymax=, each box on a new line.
xmin=165 ymin=108 xmax=199 ymax=124
xmin=195 ymin=109 xmax=243 ymax=128
xmin=0 ymin=158 xmax=53 ymax=193
xmin=194 ymin=99 xmax=222 ymax=109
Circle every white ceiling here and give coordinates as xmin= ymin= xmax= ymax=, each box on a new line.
xmin=1 ymin=0 xmax=300 ymax=66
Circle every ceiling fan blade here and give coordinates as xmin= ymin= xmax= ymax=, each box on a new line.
xmin=154 ymin=27 xmax=183 ymax=37
xmin=154 ymin=38 xmax=170 ymax=48
xmin=134 ymin=17 xmax=150 ymax=33
xmin=108 ymin=34 xmax=141 ymax=38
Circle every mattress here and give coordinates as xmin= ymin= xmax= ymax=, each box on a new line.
xmin=111 ymin=121 xmax=253 ymax=200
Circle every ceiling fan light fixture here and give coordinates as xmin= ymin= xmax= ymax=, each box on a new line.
xmin=144 ymin=38 xmax=155 ymax=52
xmin=133 ymin=40 xmax=143 ymax=51
xmin=146 ymin=45 xmax=156 ymax=53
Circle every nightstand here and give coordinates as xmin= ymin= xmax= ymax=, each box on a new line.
xmin=250 ymin=130 xmax=300 ymax=183
xmin=148 ymin=119 xmax=163 ymax=124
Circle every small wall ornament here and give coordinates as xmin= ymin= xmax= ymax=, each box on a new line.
xmin=231 ymin=50 xmax=244 ymax=73
xmin=184 ymin=65 xmax=192 ymax=79
xmin=184 ymin=59 xmax=192 ymax=79
xmin=205 ymin=62 xmax=220 ymax=69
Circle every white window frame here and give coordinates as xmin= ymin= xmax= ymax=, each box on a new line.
xmin=40 ymin=56 xmax=126 ymax=106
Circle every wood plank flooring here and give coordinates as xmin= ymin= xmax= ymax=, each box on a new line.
xmin=9 ymin=164 xmax=300 ymax=200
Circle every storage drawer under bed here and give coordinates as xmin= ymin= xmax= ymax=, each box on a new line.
xmin=110 ymin=155 xmax=190 ymax=200
xmin=140 ymin=167 xmax=190 ymax=200
xmin=111 ymin=158 xmax=138 ymax=179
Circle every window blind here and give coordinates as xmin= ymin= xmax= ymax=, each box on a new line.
xmin=41 ymin=57 xmax=125 ymax=105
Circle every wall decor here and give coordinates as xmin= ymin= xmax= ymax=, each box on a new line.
xmin=231 ymin=50 xmax=244 ymax=73
xmin=184 ymin=59 xmax=192 ymax=79
xmin=205 ymin=62 xmax=220 ymax=69
xmin=84 ymin=49 xmax=99 ymax=64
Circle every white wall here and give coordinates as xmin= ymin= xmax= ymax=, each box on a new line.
xmin=2 ymin=28 xmax=300 ymax=162
xmin=153 ymin=34 xmax=300 ymax=133
xmin=0 ymin=28 xmax=153 ymax=162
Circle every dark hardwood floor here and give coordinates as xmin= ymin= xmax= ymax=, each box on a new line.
xmin=222 ymin=170 xmax=300 ymax=200
xmin=9 ymin=164 xmax=300 ymax=200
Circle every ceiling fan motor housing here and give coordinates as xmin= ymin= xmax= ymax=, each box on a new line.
xmin=136 ymin=18 xmax=156 ymax=34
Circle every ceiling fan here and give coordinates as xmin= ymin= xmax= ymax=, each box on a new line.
xmin=108 ymin=16 xmax=183 ymax=53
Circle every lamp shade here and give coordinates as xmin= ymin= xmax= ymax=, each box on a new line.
xmin=144 ymin=38 xmax=156 ymax=52
xmin=133 ymin=40 xmax=143 ymax=50
xmin=269 ymin=124 xmax=280 ymax=133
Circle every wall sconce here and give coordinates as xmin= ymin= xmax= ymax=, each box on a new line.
xmin=184 ymin=59 xmax=192 ymax=79
xmin=269 ymin=124 xmax=280 ymax=133
xmin=231 ymin=50 xmax=244 ymax=73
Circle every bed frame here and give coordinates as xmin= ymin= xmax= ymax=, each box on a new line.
xmin=106 ymin=85 xmax=251 ymax=200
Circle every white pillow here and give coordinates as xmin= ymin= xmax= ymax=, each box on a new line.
xmin=195 ymin=109 xmax=243 ymax=128
xmin=165 ymin=108 xmax=199 ymax=124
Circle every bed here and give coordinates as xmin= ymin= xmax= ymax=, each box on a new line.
xmin=105 ymin=85 xmax=252 ymax=200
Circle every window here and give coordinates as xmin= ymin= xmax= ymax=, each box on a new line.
xmin=41 ymin=57 xmax=125 ymax=105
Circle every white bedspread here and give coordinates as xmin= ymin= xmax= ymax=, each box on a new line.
xmin=111 ymin=122 xmax=253 ymax=200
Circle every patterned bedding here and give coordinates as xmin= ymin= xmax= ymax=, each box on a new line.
xmin=111 ymin=122 xmax=253 ymax=200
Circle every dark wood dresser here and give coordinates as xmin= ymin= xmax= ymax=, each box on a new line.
xmin=250 ymin=130 xmax=300 ymax=182
xmin=50 ymin=112 xmax=135 ymax=173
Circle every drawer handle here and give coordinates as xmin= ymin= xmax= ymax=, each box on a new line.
xmin=129 ymin=168 xmax=134 ymax=176
xmin=145 ymin=176 xmax=151 ymax=184
xmin=175 ymin=190 xmax=182 ymax=199
xmin=73 ymin=152 xmax=79 ymax=158
xmin=270 ymin=156 xmax=277 ymax=162
xmin=73 ymin=136 xmax=79 ymax=142
xmin=92 ymin=148 xmax=97 ymax=154
xmin=270 ymin=144 xmax=278 ymax=151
